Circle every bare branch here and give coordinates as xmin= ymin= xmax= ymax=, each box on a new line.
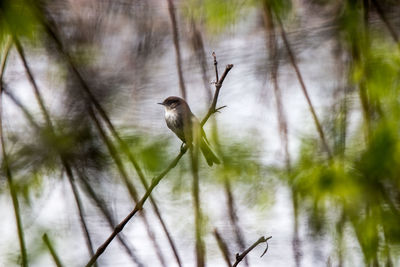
xmin=43 ymin=234 xmax=64 ymax=267
xmin=232 ymin=236 xmax=272 ymax=267
xmin=213 ymin=229 xmax=232 ymax=267
xmin=212 ymin=51 xmax=219 ymax=83
xmin=201 ymin=62 xmax=234 ymax=126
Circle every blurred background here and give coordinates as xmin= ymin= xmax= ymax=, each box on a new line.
xmin=1 ymin=0 xmax=400 ymax=266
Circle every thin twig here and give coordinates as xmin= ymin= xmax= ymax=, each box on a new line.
xmin=213 ymin=229 xmax=232 ymax=267
xmin=212 ymin=52 xmax=219 ymax=83
xmin=166 ymin=0 xmax=187 ymax=99
xmin=232 ymin=236 xmax=272 ymax=267
xmin=42 ymin=234 xmax=64 ymax=267
xmin=276 ymin=15 xmax=332 ymax=158
xmin=0 ymin=38 xmax=28 ymax=267
xmin=201 ymin=64 xmax=234 ymax=126
xmin=85 ymin=56 xmax=233 ymax=266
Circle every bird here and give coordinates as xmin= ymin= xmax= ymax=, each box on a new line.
xmin=158 ymin=96 xmax=220 ymax=166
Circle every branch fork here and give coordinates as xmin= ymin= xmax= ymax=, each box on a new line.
xmin=233 ymin=236 xmax=272 ymax=267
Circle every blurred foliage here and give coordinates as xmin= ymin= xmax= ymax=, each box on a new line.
xmin=183 ymin=0 xmax=249 ymax=34
xmin=1 ymin=0 xmax=400 ymax=266
xmin=0 ymin=0 xmax=40 ymax=43
xmin=183 ymin=0 xmax=292 ymax=34
xmin=285 ymin=17 xmax=400 ymax=267
xmin=122 ymin=132 xmax=171 ymax=173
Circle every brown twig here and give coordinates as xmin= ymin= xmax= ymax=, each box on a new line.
xmin=212 ymin=52 xmax=219 ymax=84
xmin=276 ymin=15 xmax=332 ymax=158
xmin=201 ymin=63 xmax=234 ymax=126
xmin=232 ymin=236 xmax=272 ymax=267
xmin=166 ymin=0 xmax=187 ymax=99
xmin=85 ymin=56 xmax=233 ymax=266
xmin=0 ymin=38 xmax=28 ymax=267
xmin=43 ymin=233 xmax=64 ymax=267
xmin=213 ymin=229 xmax=232 ymax=267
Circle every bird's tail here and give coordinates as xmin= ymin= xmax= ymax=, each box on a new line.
xmin=200 ymin=139 xmax=220 ymax=166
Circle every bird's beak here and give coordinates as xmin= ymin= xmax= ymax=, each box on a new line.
xmin=157 ymin=102 xmax=164 ymax=106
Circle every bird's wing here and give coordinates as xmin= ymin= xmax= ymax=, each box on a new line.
xmin=191 ymin=114 xmax=210 ymax=145
xmin=201 ymin=127 xmax=210 ymax=145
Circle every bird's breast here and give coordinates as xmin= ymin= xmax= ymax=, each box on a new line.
xmin=165 ymin=109 xmax=178 ymax=123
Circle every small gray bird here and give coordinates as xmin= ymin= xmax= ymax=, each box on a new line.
xmin=158 ymin=96 xmax=220 ymax=166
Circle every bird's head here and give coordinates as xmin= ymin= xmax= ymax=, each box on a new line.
xmin=158 ymin=96 xmax=185 ymax=110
